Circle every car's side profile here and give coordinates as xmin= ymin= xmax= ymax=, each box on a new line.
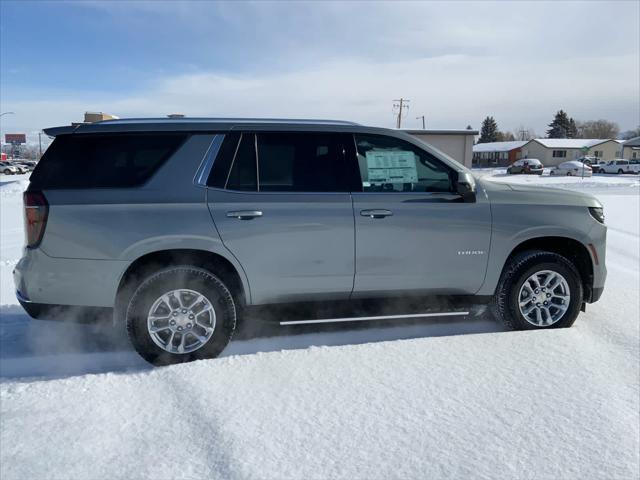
xmin=2 ymin=163 xmax=20 ymax=175
xmin=507 ymin=158 xmax=544 ymax=175
xmin=601 ymin=159 xmax=639 ymax=174
xmin=14 ymin=118 xmax=607 ymax=365
xmin=550 ymin=160 xmax=593 ymax=177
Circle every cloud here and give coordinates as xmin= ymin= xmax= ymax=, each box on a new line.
xmin=1 ymin=0 xmax=638 ymax=140
xmin=3 ymin=51 xmax=638 ymax=140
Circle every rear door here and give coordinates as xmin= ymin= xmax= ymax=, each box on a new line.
xmin=350 ymin=133 xmax=491 ymax=297
xmin=206 ymin=131 xmax=360 ymax=305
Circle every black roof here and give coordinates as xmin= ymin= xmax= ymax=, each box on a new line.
xmin=43 ymin=118 xmax=362 ymax=137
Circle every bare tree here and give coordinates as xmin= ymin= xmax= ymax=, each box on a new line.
xmin=620 ymin=127 xmax=640 ymax=140
xmin=512 ymin=125 xmax=537 ymax=141
xmin=496 ymin=131 xmax=516 ymax=141
xmin=575 ymin=119 xmax=620 ymax=139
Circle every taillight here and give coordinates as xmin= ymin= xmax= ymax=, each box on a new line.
xmin=23 ymin=191 xmax=49 ymax=248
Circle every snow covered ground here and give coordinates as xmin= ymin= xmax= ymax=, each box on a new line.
xmin=1 ymin=172 xmax=638 ymax=479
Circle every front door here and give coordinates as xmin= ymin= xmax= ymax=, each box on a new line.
xmin=207 ymin=131 xmax=359 ymax=305
xmin=350 ymin=133 xmax=492 ymax=297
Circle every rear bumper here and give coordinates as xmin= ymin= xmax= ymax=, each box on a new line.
xmin=13 ymin=248 xmax=128 ymax=308
xmin=18 ymin=297 xmax=113 ymax=322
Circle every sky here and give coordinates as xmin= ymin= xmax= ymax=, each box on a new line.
xmin=0 ymin=0 xmax=638 ymax=143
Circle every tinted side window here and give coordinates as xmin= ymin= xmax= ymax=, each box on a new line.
xmin=207 ymin=132 xmax=240 ymax=188
xmin=226 ymin=134 xmax=257 ymax=191
xmin=354 ymin=134 xmax=454 ymax=193
xmin=30 ymin=133 xmax=187 ymax=189
xmin=257 ymin=132 xmax=354 ymax=192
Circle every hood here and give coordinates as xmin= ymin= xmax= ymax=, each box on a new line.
xmin=477 ymin=177 xmax=602 ymax=208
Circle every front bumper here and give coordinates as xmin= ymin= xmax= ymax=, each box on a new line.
xmin=13 ymin=248 xmax=128 ymax=308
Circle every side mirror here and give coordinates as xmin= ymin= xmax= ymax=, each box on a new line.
xmin=455 ymin=171 xmax=477 ymax=203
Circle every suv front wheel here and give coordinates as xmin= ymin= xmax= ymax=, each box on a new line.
xmin=492 ymin=250 xmax=583 ymax=330
xmin=126 ymin=266 xmax=237 ymax=366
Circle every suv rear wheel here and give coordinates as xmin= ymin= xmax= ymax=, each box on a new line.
xmin=492 ymin=250 xmax=583 ymax=330
xmin=125 ymin=266 xmax=236 ymax=366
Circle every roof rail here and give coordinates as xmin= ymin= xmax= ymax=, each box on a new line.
xmin=97 ymin=117 xmax=360 ymax=126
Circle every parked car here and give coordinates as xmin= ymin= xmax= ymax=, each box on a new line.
xmin=629 ymin=159 xmax=640 ymax=173
xmin=507 ymin=158 xmax=544 ymax=175
xmin=550 ymin=160 xmax=593 ymax=177
xmin=14 ymin=118 xmax=607 ymax=365
xmin=7 ymin=161 xmax=29 ymax=174
xmin=1 ymin=163 xmax=20 ymax=175
xmin=576 ymin=156 xmax=599 ymax=167
xmin=591 ymin=161 xmax=608 ymax=174
xmin=600 ymin=159 xmax=639 ymax=174
xmin=15 ymin=162 xmax=35 ymax=172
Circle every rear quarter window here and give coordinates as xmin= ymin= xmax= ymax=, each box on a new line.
xmin=30 ymin=133 xmax=188 ymax=189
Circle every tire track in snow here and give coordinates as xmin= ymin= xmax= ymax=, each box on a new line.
xmin=141 ymin=369 xmax=243 ymax=479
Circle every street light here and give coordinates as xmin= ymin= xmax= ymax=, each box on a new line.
xmin=0 ymin=111 xmax=15 ymax=118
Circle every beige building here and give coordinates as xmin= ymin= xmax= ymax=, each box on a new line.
xmin=521 ymin=138 xmax=623 ymax=166
xmin=403 ymin=129 xmax=478 ymax=168
xmin=84 ymin=112 xmax=119 ymax=123
xmin=622 ymin=137 xmax=640 ymax=160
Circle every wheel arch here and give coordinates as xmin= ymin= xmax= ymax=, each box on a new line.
xmin=116 ymin=249 xmax=250 ymax=310
xmin=502 ymin=236 xmax=594 ymax=302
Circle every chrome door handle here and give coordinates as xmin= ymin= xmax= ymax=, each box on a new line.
xmin=226 ymin=210 xmax=263 ymax=220
xmin=360 ymin=209 xmax=393 ymax=219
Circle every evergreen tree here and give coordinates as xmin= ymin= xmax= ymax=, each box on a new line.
xmin=546 ymin=110 xmax=573 ymax=138
xmin=568 ymin=118 xmax=578 ymax=138
xmin=478 ymin=116 xmax=499 ymax=143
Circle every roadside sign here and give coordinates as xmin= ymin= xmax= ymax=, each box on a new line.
xmin=5 ymin=133 xmax=26 ymax=144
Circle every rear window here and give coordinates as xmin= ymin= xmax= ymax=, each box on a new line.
xmin=30 ymin=133 xmax=187 ymax=189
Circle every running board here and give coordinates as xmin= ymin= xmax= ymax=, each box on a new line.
xmin=279 ymin=311 xmax=469 ymax=326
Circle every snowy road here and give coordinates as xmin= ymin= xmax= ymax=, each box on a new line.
xmin=1 ymin=172 xmax=638 ymax=479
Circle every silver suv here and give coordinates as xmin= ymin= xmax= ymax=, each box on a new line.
xmin=14 ymin=118 xmax=607 ymax=365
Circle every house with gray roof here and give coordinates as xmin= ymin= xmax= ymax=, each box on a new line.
xmin=622 ymin=136 xmax=640 ymax=160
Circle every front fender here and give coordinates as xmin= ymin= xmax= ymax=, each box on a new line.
xmin=477 ymin=203 xmax=600 ymax=296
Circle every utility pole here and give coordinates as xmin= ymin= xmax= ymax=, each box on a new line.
xmin=393 ymin=98 xmax=410 ymax=129
xmin=517 ymin=128 xmax=528 ymax=141
xmin=416 ymin=115 xmax=425 ymax=129
xmin=38 ymin=132 xmax=43 ymax=159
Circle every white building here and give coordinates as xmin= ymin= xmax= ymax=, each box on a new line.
xmin=521 ymin=138 xmax=623 ymax=166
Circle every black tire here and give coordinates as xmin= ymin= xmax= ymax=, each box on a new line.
xmin=566 ymin=172 xmax=572 ymax=176
xmin=126 ymin=266 xmax=236 ymax=366
xmin=3 ymin=169 xmax=11 ymax=175
xmin=618 ymin=169 xmax=624 ymax=174
xmin=491 ymin=250 xmax=583 ymax=330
